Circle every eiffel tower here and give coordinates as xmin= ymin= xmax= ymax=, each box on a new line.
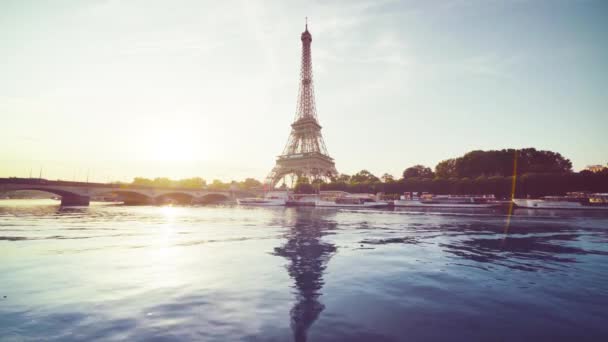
xmin=266 ymin=21 xmax=338 ymax=188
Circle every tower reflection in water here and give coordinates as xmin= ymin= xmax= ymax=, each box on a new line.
xmin=273 ymin=208 xmax=337 ymax=342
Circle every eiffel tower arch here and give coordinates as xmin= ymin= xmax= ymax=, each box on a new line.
xmin=266 ymin=21 xmax=338 ymax=188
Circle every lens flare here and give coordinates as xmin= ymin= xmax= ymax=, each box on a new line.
xmin=503 ymin=150 xmax=518 ymax=243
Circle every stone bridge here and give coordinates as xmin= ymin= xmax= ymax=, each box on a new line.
xmin=0 ymin=178 xmax=258 ymax=206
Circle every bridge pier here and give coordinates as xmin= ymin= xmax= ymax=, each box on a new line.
xmin=60 ymin=194 xmax=90 ymax=206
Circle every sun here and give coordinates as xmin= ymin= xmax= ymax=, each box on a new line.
xmin=131 ymin=118 xmax=212 ymax=163
xmin=153 ymin=139 xmax=197 ymax=161
xmin=140 ymin=131 xmax=204 ymax=162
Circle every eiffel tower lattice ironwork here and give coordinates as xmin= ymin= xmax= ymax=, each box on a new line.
xmin=266 ymin=21 xmax=338 ymax=188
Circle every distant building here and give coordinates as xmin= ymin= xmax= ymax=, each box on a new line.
xmin=585 ymin=164 xmax=607 ymax=173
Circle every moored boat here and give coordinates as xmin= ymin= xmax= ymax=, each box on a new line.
xmin=286 ymin=194 xmax=317 ymax=207
xmin=513 ymin=193 xmax=608 ymax=210
xmin=315 ymin=191 xmax=389 ymax=208
xmin=393 ymin=192 xmax=508 ymax=208
xmin=237 ymin=191 xmax=289 ymax=206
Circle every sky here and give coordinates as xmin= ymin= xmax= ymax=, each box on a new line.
xmin=1 ymin=0 xmax=607 ymax=182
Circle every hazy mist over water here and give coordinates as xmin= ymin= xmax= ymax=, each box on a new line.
xmin=1 ymin=200 xmax=607 ymax=341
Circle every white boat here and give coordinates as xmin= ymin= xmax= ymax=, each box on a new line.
xmin=315 ymin=192 xmax=389 ymax=208
xmin=237 ymin=191 xmax=289 ymax=206
xmin=513 ymin=193 xmax=608 ymax=210
xmin=393 ymin=192 xmax=508 ymax=208
xmin=286 ymin=194 xmax=317 ymax=207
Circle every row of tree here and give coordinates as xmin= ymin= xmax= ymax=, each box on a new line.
xmin=298 ymin=148 xmax=605 ymax=197
xmin=130 ymin=177 xmax=263 ymax=190
xmin=434 ymin=148 xmax=572 ymax=179
xmin=132 ymin=177 xmax=206 ymax=189
xmin=130 ymin=148 xmax=606 ymax=198
xmin=316 ymin=172 xmax=608 ymax=198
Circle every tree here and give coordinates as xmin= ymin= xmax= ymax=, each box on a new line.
xmin=335 ymin=174 xmax=351 ymax=183
xmin=350 ymin=170 xmax=380 ymax=184
xmin=152 ymin=177 xmax=171 ymax=188
xmin=132 ymin=177 xmax=205 ymax=188
xmin=240 ymin=178 xmax=262 ymax=190
xmin=435 ymin=159 xmax=457 ymax=178
xmin=403 ymin=165 xmax=434 ymax=179
xmin=208 ymin=179 xmax=229 ymax=190
xmin=381 ymin=173 xmax=395 ymax=183
xmin=517 ymin=148 xmax=572 ymax=174
xmin=294 ymin=176 xmax=314 ymax=194
xmin=176 ymin=177 xmax=206 ymax=188
xmin=434 ymin=148 xmax=572 ymax=179
xmin=320 ymin=169 xmax=608 ymax=197
xmin=132 ymin=177 xmax=153 ymax=186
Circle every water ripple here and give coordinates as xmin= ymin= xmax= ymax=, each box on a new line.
xmin=1 ymin=200 xmax=607 ymax=341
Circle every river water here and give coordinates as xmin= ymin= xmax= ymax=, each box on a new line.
xmin=1 ymin=199 xmax=607 ymax=341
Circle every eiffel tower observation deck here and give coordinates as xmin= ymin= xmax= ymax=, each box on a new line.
xmin=266 ymin=21 xmax=338 ymax=188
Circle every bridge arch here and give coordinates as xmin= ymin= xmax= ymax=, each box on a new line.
xmin=234 ymin=190 xmax=257 ymax=198
xmin=155 ymin=192 xmax=195 ymax=205
xmin=4 ymin=187 xmax=90 ymax=206
xmin=198 ymin=193 xmax=231 ymax=204
xmin=1 ymin=180 xmax=239 ymax=206
xmin=96 ymin=190 xmax=155 ymax=205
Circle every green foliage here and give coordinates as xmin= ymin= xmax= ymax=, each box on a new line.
xmin=350 ymin=170 xmax=380 ymax=184
xmin=320 ymin=148 xmax=599 ymax=197
xmin=403 ymin=165 xmax=434 ymax=179
xmin=131 ymin=177 xmax=206 ymax=189
xmin=132 ymin=177 xmax=154 ymax=187
xmin=294 ymin=176 xmax=315 ymax=194
xmin=126 ymin=148 xmax=598 ymax=198
xmin=176 ymin=177 xmax=206 ymax=188
xmin=435 ymin=159 xmax=457 ymax=178
xmin=321 ymin=172 xmax=608 ymax=198
xmin=381 ymin=173 xmax=395 ymax=183
xmin=208 ymin=179 xmax=230 ymax=190
xmin=152 ymin=177 xmax=171 ymax=188
xmin=239 ymin=178 xmax=262 ymax=190
xmin=131 ymin=177 xmax=266 ymax=191
xmin=434 ymin=148 xmax=572 ymax=179
xmin=332 ymin=174 xmax=351 ymax=183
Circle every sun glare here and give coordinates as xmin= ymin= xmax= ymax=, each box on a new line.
xmin=136 ymin=132 xmax=203 ymax=162
xmin=160 ymin=204 xmax=177 ymax=218
xmin=154 ymin=141 xmax=197 ymax=162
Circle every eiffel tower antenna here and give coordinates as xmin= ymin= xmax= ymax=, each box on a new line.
xmin=266 ymin=21 xmax=338 ymax=188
